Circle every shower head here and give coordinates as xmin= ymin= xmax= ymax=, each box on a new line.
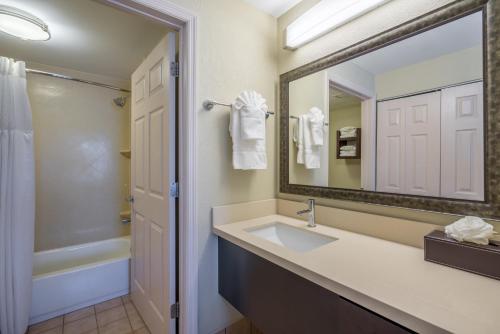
xmin=113 ymin=96 xmax=128 ymax=108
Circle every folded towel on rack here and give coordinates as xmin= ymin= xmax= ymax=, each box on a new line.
xmin=340 ymin=145 xmax=356 ymax=151
xmin=339 ymin=126 xmax=357 ymax=138
xmin=294 ymin=114 xmax=321 ymax=169
xmin=233 ymin=91 xmax=267 ymax=140
xmin=308 ymin=107 xmax=325 ymax=146
xmin=293 ymin=115 xmax=305 ymax=165
xmin=340 ymin=126 xmax=356 ymax=132
xmin=339 ymin=151 xmax=357 ymax=157
xmin=229 ymin=91 xmax=267 ymax=170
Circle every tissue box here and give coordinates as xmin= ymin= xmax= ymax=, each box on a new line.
xmin=424 ymin=230 xmax=500 ymax=281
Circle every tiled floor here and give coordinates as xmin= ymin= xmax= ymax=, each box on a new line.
xmin=28 ymin=295 xmax=150 ymax=334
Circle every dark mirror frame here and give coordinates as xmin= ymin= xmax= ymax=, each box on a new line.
xmin=280 ymin=0 xmax=500 ymax=218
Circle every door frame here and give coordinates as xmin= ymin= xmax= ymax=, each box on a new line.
xmin=328 ymin=79 xmax=376 ymax=191
xmin=102 ymin=1 xmax=197 ymax=333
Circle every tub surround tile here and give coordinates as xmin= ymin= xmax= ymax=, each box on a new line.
xmin=64 ymin=306 xmax=95 ymax=324
xmin=62 ymin=315 xmax=97 ymax=334
xmin=95 ymin=298 xmax=123 ymax=313
xmin=96 ymin=305 xmax=127 ymax=327
xmin=29 ymin=316 xmax=63 ymax=334
xmin=99 ymin=318 xmax=132 ymax=334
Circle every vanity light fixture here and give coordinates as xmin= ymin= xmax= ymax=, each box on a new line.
xmin=285 ymin=0 xmax=391 ymax=49
xmin=0 ymin=5 xmax=50 ymax=41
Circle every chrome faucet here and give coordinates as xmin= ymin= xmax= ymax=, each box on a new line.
xmin=297 ymin=199 xmax=316 ymax=227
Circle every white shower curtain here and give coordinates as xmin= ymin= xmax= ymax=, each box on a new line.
xmin=0 ymin=58 xmax=35 ymax=334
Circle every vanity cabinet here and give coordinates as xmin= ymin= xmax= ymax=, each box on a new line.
xmin=218 ymin=238 xmax=414 ymax=334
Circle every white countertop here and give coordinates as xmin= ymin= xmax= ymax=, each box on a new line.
xmin=213 ymin=214 xmax=500 ymax=334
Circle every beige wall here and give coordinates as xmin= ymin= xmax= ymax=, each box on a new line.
xmin=376 ymin=45 xmax=483 ymax=99
xmin=162 ymin=0 xmax=278 ymax=333
xmin=28 ymin=69 xmax=131 ymax=251
xmin=288 ymin=70 xmax=329 ymax=186
xmin=328 ymin=104 xmax=361 ymax=189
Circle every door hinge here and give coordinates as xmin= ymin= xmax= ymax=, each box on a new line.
xmin=170 ymin=302 xmax=180 ymax=319
xmin=170 ymin=61 xmax=179 ymax=77
xmin=169 ymin=181 xmax=179 ymax=198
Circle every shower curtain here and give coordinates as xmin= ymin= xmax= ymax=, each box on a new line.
xmin=0 ymin=57 xmax=35 ymax=334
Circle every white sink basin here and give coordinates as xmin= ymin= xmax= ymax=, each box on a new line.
xmin=245 ymin=222 xmax=337 ymax=252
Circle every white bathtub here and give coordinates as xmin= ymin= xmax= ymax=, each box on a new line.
xmin=30 ymin=237 xmax=130 ymax=324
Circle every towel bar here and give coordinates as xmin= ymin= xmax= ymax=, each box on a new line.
xmin=289 ymin=115 xmax=329 ymax=126
xmin=202 ymin=99 xmax=274 ymax=119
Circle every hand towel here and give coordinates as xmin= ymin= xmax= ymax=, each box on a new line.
xmin=340 ymin=126 xmax=356 ymax=132
xmin=293 ymin=116 xmax=305 ymax=164
xmin=340 ymin=126 xmax=357 ymax=138
xmin=233 ymin=91 xmax=267 ymax=140
xmin=340 ymin=145 xmax=356 ymax=151
xmin=302 ymin=114 xmax=320 ymax=169
xmin=308 ymin=107 xmax=325 ymax=146
xmin=229 ymin=91 xmax=267 ymax=170
xmin=339 ymin=151 xmax=356 ymax=157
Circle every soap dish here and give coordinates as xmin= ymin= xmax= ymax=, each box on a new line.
xmin=424 ymin=230 xmax=500 ymax=281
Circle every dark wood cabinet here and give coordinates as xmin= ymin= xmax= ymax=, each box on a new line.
xmin=218 ymin=238 xmax=414 ymax=334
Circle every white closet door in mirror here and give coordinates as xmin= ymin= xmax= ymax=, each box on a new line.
xmin=376 ymin=91 xmax=441 ymax=196
xmin=441 ymin=82 xmax=484 ymax=201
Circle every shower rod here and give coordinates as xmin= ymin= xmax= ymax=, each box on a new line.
xmin=25 ymin=68 xmax=131 ymax=93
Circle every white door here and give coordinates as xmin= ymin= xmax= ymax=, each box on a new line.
xmin=441 ymin=82 xmax=484 ymax=201
xmin=404 ymin=92 xmax=441 ymax=197
xmin=131 ymin=33 xmax=177 ymax=334
xmin=376 ymin=92 xmax=441 ymax=196
xmin=376 ymin=99 xmax=405 ymax=193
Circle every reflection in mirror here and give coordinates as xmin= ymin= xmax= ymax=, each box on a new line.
xmin=288 ymin=11 xmax=484 ymax=201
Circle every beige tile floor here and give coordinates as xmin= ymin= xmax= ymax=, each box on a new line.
xmin=28 ymin=295 xmax=150 ymax=334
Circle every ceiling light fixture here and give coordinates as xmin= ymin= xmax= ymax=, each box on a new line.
xmin=285 ymin=0 xmax=391 ymax=49
xmin=0 ymin=5 xmax=50 ymax=41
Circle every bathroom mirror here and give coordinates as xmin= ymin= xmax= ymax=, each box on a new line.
xmin=280 ymin=0 xmax=500 ymax=218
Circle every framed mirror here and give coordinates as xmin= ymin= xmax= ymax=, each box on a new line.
xmin=280 ymin=0 xmax=500 ymax=218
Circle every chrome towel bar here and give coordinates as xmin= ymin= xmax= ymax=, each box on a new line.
xmin=202 ymin=99 xmax=275 ymax=119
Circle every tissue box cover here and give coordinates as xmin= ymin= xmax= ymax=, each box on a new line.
xmin=424 ymin=230 xmax=500 ymax=281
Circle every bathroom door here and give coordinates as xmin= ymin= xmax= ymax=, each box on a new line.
xmin=130 ymin=32 xmax=177 ymax=334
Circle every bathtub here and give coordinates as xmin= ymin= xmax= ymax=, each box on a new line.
xmin=29 ymin=237 xmax=130 ymax=324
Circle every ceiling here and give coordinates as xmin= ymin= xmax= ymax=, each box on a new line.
xmin=330 ymin=87 xmax=362 ymax=110
xmin=351 ymin=11 xmax=482 ymax=75
xmin=0 ymin=0 xmax=169 ymax=80
xmin=243 ymin=0 xmax=302 ymax=17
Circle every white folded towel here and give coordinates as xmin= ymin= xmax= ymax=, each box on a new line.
xmin=339 ymin=126 xmax=357 ymax=138
xmin=229 ymin=91 xmax=267 ymax=170
xmin=234 ymin=91 xmax=267 ymax=140
xmin=339 ymin=151 xmax=356 ymax=157
xmin=293 ymin=116 xmax=305 ymax=164
xmin=308 ymin=107 xmax=325 ymax=146
xmin=340 ymin=126 xmax=356 ymax=132
xmin=340 ymin=145 xmax=356 ymax=151
xmin=294 ymin=114 xmax=320 ymax=169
